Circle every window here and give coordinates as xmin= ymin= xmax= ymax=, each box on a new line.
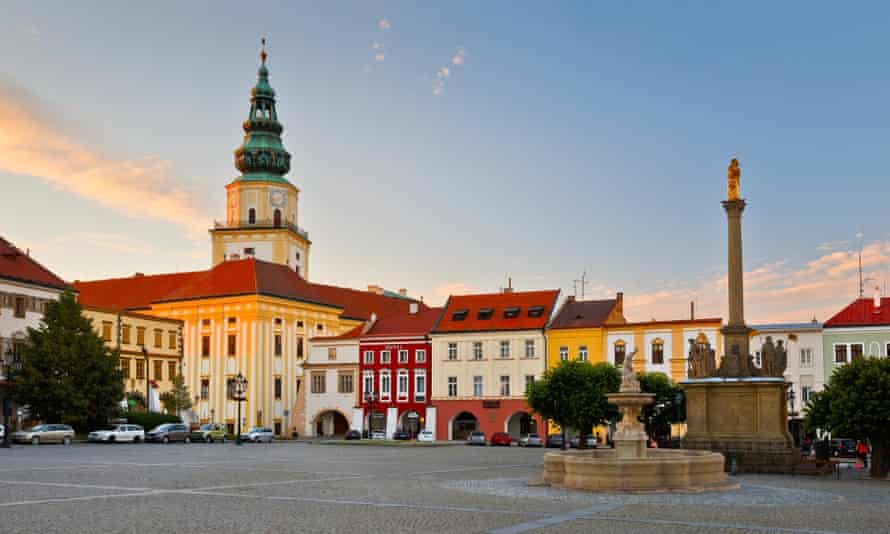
xmin=227 ymin=317 xmax=237 ymax=327
xmin=381 ymin=350 xmax=391 ymax=364
xmin=415 ymin=349 xmax=427 ymax=363
xmin=500 ymin=375 xmax=511 ymax=396
xmin=473 ymin=376 xmax=483 ymax=397
xmin=101 ymin=321 xmax=112 ymax=342
xmin=528 ymin=306 xmax=545 ymax=317
xmin=168 ymin=361 xmax=177 ymax=379
xmin=228 ymin=334 xmax=237 ymax=357
xmin=243 ymin=246 xmax=255 ymax=256
xmin=415 ymin=371 xmax=426 ymax=402
xmin=380 ymin=372 xmax=391 ymax=399
xmin=274 ymin=317 xmax=283 ymax=328
xmin=447 ymin=343 xmax=458 ymax=360
xmin=504 ymin=307 xmax=520 ymax=319
xmin=136 ymin=327 xmax=145 ymax=346
xmin=398 ymin=350 xmax=409 ymax=363
xmin=447 ymin=376 xmax=458 ymax=397
xmin=525 ymin=374 xmax=535 ymax=393
xmin=295 ymin=378 xmax=301 ymax=395
xmin=559 ymin=346 xmax=568 ymax=361
xmin=851 ymin=343 xmax=864 ymax=361
xmin=168 ymin=331 xmax=177 ymax=350
xmin=248 ymin=208 xmax=256 ymax=224
xmin=887 ymin=343 xmax=890 ymax=358
xmin=273 ymin=334 xmax=282 ymax=356
xmin=473 ymin=342 xmax=483 ymax=360
xmin=651 ymin=339 xmax=664 ymax=365
xmin=136 ymin=360 xmax=145 ymax=379
xmin=311 ymin=373 xmax=326 ymax=394
xmin=397 ymin=370 xmax=409 ymax=400
xmin=316 ymin=323 xmax=324 ymax=332
xmin=153 ymin=329 xmax=163 ymax=348
xmin=153 ymin=360 xmax=163 ymax=381
xmin=363 ymin=371 xmax=374 ymax=395
xmin=363 ymin=350 xmax=374 ymax=364
xmin=614 ymin=340 xmax=626 ymax=366
xmin=226 ymin=378 xmax=236 ymax=400
xmin=800 ymin=348 xmax=813 ymax=366
xmin=296 ymin=336 xmax=304 ymax=359
xmin=452 ymin=309 xmax=468 ymax=321
xmin=834 ymin=344 xmax=848 ymax=363
xmin=201 ymin=319 xmax=211 ymax=328
xmin=274 ymin=377 xmax=282 ymax=399
xmin=477 ymin=308 xmax=493 ymax=320
xmin=200 ymin=379 xmax=209 ymax=400
xmin=14 ymin=296 xmax=26 ymax=318
xmin=121 ymin=358 xmax=130 ymax=378
xmin=327 ymin=347 xmax=336 ymax=361
xmin=122 ymin=324 xmax=131 ymax=344
xmin=274 ymin=422 xmax=282 ymax=436
xmin=296 ymin=320 xmax=304 ymax=329
xmin=500 ymin=340 xmax=510 ymax=358
xmin=525 ymin=339 xmax=536 ymax=358
xmin=579 ymin=345 xmax=588 ymax=362
xmin=802 ymin=385 xmax=813 ymax=403
xmin=273 ymin=208 xmax=282 ymax=227
xmin=201 ymin=335 xmax=211 ymax=357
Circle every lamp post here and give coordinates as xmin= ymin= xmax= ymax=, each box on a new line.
xmin=363 ymin=390 xmax=378 ymax=438
xmin=1 ymin=348 xmax=12 ymax=448
xmin=787 ymin=387 xmax=796 ymax=416
xmin=233 ymin=373 xmax=247 ymax=445
xmin=141 ymin=345 xmax=150 ymax=412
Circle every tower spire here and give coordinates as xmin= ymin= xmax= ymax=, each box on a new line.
xmin=260 ymin=37 xmax=268 ymax=65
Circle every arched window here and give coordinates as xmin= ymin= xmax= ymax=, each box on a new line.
xmin=614 ymin=340 xmax=626 ymax=366
xmin=651 ymin=338 xmax=664 ymax=365
xmin=273 ymin=209 xmax=282 ymax=227
xmin=248 ymin=208 xmax=256 ymax=225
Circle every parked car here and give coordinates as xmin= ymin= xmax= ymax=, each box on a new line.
xmin=190 ymin=423 xmax=227 ymax=443
xmin=344 ymin=430 xmax=362 ymax=440
xmin=546 ymin=434 xmax=565 ymax=448
xmin=392 ymin=431 xmax=411 ymax=441
xmin=242 ymin=427 xmax=274 ymax=443
xmin=831 ymin=438 xmax=857 ymax=458
xmin=88 ymin=424 xmax=145 ymax=443
xmin=370 ymin=430 xmax=386 ymax=440
xmin=146 ymin=423 xmax=190 ymax=443
xmin=569 ymin=434 xmax=597 ymax=449
xmin=466 ymin=431 xmax=486 ymax=446
xmin=491 ymin=432 xmax=513 ymax=447
xmin=14 ymin=424 xmax=75 ymax=445
xmin=518 ymin=433 xmax=543 ymax=447
xmin=416 ymin=430 xmax=434 ymax=442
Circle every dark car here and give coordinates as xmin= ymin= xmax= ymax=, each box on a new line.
xmin=146 ymin=423 xmax=190 ymax=443
xmin=546 ymin=434 xmax=565 ymax=448
xmin=831 ymin=438 xmax=856 ymax=458
xmin=490 ymin=432 xmax=513 ymax=447
xmin=569 ymin=434 xmax=597 ymax=449
xmin=392 ymin=431 xmax=411 ymax=441
xmin=344 ymin=430 xmax=362 ymax=440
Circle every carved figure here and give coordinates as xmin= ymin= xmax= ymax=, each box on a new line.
xmin=774 ymin=339 xmax=787 ymax=376
xmin=688 ymin=337 xmax=717 ymax=378
xmin=760 ymin=336 xmax=776 ymax=376
xmin=727 ymin=158 xmax=741 ymax=200
xmin=620 ymin=349 xmax=640 ymax=392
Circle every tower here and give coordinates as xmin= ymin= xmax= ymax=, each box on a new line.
xmin=210 ymin=40 xmax=311 ymax=277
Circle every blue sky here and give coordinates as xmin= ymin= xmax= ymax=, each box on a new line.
xmin=1 ymin=2 xmax=889 ymax=322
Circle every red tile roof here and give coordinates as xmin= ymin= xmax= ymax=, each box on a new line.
xmin=432 ymin=290 xmax=560 ymax=333
xmin=311 ymin=324 xmax=364 ymax=341
xmin=824 ymin=297 xmax=890 ymax=328
xmin=74 ymin=258 xmax=426 ymax=322
xmin=548 ymin=298 xmax=619 ymax=329
xmin=0 ymin=237 xmax=68 ymax=291
xmin=362 ymin=307 xmax=443 ymax=338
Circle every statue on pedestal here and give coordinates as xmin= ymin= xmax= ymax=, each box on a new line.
xmin=760 ymin=336 xmax=788 ymax=377
xmin=621 ymin=349 xmax=640 ymax=392
xmin=688 ymin=338 xmax=716 ymax=378
xmin=727 ymin=158 xmax=741 ymax=200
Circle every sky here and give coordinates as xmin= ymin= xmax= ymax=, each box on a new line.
xmin=1 ymin=1 xmax=889 ymax=324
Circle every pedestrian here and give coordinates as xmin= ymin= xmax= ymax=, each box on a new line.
xmin=856 ymin=440 xmax=869 ymax=469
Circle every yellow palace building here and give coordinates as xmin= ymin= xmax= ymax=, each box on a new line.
xmin=73 ymin=44 xmax=424 ymax=437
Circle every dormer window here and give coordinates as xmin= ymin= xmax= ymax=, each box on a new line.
xmin=452 ymin=309 xmax=468 ymax=321
xmin=503 ymin=307 xmax=520 ymax=319
xmin=477 ymin=308 xmax=494 ymax=320
xmin=528 ymin=306 xmax=545 ymax=317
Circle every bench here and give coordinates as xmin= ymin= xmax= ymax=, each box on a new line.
xmin=792 ymin=457 xmax=840 ymax=479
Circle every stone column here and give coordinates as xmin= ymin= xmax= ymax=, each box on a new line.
xmin=721 ymin=199 xmax=752 ymax=370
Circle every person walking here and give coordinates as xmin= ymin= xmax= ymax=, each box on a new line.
xmin=856 ymin=440 xmax=869 ymax=469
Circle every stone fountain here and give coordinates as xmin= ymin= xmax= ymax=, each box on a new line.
xmin=540 ymin=350 xmax=731 ymax=492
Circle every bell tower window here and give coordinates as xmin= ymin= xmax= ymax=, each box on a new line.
xmin=248 ymin=208 xmax=256 ymax=225
xmin=273 ymin=209 xmax=282 ymax=227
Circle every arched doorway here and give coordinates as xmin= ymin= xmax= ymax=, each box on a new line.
xmin=400 ymin=410 xmax=421 ymax=437
xmin=505 ymin=412 xmax=536 ymax=439
xmin=451 ymin=411 xmax=478 ymax=441
xmin=273 ymin=209 xmax=282 ymax=227
xmin=313 ymin=410 xmax=349 ymax=437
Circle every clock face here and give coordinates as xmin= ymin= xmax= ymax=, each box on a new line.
xmin=269 ymin=189 xmax=286 ymax=208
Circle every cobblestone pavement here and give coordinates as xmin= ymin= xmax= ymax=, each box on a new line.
xmin=0 ymin=442 xmax=887 ymax=533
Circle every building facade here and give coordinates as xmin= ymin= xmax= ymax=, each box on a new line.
xmin=304 ymin=327 xmax=361 ymax=437
xmin=357 ymin=305 xmax=440 ymax=438
xmin=430 ymin=290 xmax=559 ymax=440
xmin=823 ymin=292 xmax=890 ymax=383
xmin=546 ymin=294 xmax=626 ymax=369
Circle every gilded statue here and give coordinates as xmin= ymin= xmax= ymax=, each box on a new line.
xmin=620 ymin=349 xmax=640 ymax=392
xmin=727 ymin=158 xmax=740 ymax=200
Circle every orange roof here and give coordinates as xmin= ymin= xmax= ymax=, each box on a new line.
xmin=824 ymin=297 xmax=890 ymax=328
xmin=311 ymin=324 xmax=364 ymax=341
xmin=0 ymin=236 xmax=69 ymax=291
xmin=74 ymin=271 xmax=201 ymax=310
xmin=432 ymin=290 xmax=560 ymax=333
xmin=362 ymin=307 xmax=442 ymax=338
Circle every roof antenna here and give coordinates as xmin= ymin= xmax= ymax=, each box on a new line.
xmin=573 ymin=271 xmax=589 ymax=300
xmin=857 ymin=229 xmax=864 ymax=298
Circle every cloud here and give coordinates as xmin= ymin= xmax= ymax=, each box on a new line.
xmin=0 ymin=82 xmax=209 ymax=237
xmin=433 ymin=47 xmax=466 ymax=95
xmin=378 ymin=18 xmax=391 ymax=30
xmin=434 ymin=282 xmax=477 ymax=301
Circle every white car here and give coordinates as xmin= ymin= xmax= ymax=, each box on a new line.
xmin=416 ymin=430 xmax=434 ymax=443
xmin=88 ymin=424 xmax=145 ymax=443
xmin=242 ymin=427 xmax=274 ymax=443
xmin=370 ymin=431 xmax=386 ymax=440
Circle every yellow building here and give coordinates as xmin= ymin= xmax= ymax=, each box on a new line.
xmin=546 ymin=294 xmax=627 ymax=370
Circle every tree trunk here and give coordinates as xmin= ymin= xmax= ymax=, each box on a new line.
xmin=870 ymin=438 xmax=889 ymax=479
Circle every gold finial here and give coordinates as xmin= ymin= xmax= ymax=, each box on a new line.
xmin=260 ymin=37 xmax=268 ymax=65
xmin=727 ymin=157 xmax=740 ymax=200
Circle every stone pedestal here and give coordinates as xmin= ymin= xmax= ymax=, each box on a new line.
xmin=683 ymin=378 xmax=796 ymax=473
xmin=609 ymin=391 xmax=654 ymax=460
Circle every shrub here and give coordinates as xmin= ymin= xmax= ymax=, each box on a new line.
xmin=118 ymin=411 xmax=181 ymax=430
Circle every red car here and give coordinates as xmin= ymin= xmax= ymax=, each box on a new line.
xmin=490 ymin=432 xmax=513 ymax=447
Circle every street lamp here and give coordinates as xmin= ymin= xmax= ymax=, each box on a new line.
xmin=141 ymin=345 xmax=150 ymax=412
xmin=787 ymin=387 xmax=796 ymax=416
xmin=233 ymin=373 xmax=247 ymax=445
xmin=363 ymin=390 xmax=378 ymax=438
xmin=0 ymin=347 xmax=13 ymax=448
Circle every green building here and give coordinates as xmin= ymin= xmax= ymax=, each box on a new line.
xmin=822 ymin=293 xmax=890 ymax=382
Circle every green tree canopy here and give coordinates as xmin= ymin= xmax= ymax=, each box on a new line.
xmin=805 ymin=357 xmax=890 ymax=478
xmin=12 ymin=291 xmax=124 ymax=432
xmin=638 ymin=372 xmax=685 ymax=440
xmin=526 ymin=360 xmax=620 ymax=447
xmin=160 ymin=373 xmax=192 ymax=416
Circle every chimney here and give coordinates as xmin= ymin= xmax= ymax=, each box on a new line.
xmin=367 ymin=285 xmax=382 ymax=295
xmin=690 ymin=301 xmax=695 ymax=320
xmin=399 ymin=288 xmax=407 ymax=297
xmin=503 ymin=277 xmax=514 ymax=294
xmin=615 ymin=292 xmax=624 ymax=316
xmin=409 ymin=302 xmax=419 ymax=314
xmin=133 ymin=273 xmax=145 ymax=278
xmin=873 ymin=286 xmax=881 ymax=313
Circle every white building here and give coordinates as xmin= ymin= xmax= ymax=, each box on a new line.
xmin=750 ymin=321 xmax=824 ymax=416
xmin=302 ymin=327 xmax=362 ymax=437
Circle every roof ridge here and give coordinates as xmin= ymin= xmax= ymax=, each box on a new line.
xmin=0 ymin=236 xmax=69 ymax=290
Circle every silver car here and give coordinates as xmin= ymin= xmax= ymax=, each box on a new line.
xmin=242 ymin=427 xmax=274 ymax=443
xmin=14 ymin=424 xmax=75 ymax=445
xmin=88 ymin=424 xmax=145 ymax=443
xmin=466 ymin=431 xmax=486 ymax=446
xmin=519 ymin=433 xmax=543 ymax=447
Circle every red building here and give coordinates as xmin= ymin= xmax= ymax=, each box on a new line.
xmin=358 ymin=305 xmax=441 ymax=438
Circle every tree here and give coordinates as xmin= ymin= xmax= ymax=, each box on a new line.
xmin=638 ymin=372 xmax=685 ymax=441
xmin=159 ymin=373 xmax=192 ymax=416
xmin=805 ymin=357 xmax=890 ymax=479
xmin=526 ymin=360 xmax=620 ymax=448
xmin=11 ymin=291 xmax=124 ymax=432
